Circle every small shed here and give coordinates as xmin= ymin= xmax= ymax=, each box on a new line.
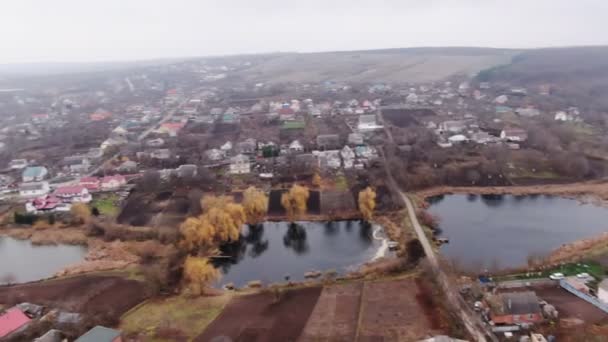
xmin=75 ymin=326 xmax=122 ymax=342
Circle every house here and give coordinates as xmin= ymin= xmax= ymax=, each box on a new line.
xmin=220 ymin=141 xmax=233 ymax=152
xmin=63 ymin=156 xmax=91 ymax=174
xmin=357 ymin=114 xmax=382 ymax=131
xmin=495 ymin=105 xmax=513 ymax=114
xmin=494 ymin=95 xmax=508 ymax=104
xmin=501 ymin=128 xmax=528 ymax=142
xmin=206 ymin=148 xmax=225 ymax=161
xmin=101 ymin=175 xmax=126 ymax=190
xmin=176 ymin=164 xmax=198 ymax=178
xmin=116 ymin=160 xmax=137 ymax=173
xmin=26 ymin=195 xmax=69 ymax=213
xmin=406 ymin=93 xmax=419 ymax=104
xmin=278 ymin=107 xmax=296 ymax=121
xmin=53 ymin=185 xmax=92 ymax=203
xmin=89 ymin=109 xmax=112 ymax=121
xmin=151 ymin=149 xmax=171 ymax=160
xmin=448 ymin=134 xmax=468 ymax=144
xmin=87 ymin=148 xmax=104 ymax=160
xmin=0 ymin=307 xmax=31 ymax=339
xmin=79 ymin=177 xmax=101 ymax=191
xmin=439 ymin=120 xmax=467 ymax=134
xmin=489 ymin=291 xmax=543 ymax=325
xmin=101 ymin=137 xmax=127 ymax=150
xmin=340 ymin=146 xmax=355 ymax=169
xmin=158 ymin=122 xmax=186 ymax=137
xmin=289 ymin=140 xmax=304 ymax=153
xmin=75 ymin=326 xmax=122 ymax=342
xmin=32 ymin=113 xmax=50 ymax=123
xmin=470 ymin=131 xmax=494 ymax=144
xmin=9 ymin=159 xmax=28 ymax=170
xmin=145 ymin=138 xmax=165 ymax=147
xmin=22 ymin=166 xmax=48 ymax=182
xmin=317 ymin=150 xmax=341 ymax=170
xmin=19 ymin=181 xmax=50 ymax=197
xmin=599 ymin=278 xmax=608 ymax=304
xmin=348 ymin=133 xmax=364 ymax=146
xmin=229 ymin=154 xmax=250 ymax=174
xmin=317 ymin=134 xmax=341 ymax=150
xmin=237 ymin=139 xmax=257 ymax=154
xmin=555 ymin=111 xmax=574 ymax=122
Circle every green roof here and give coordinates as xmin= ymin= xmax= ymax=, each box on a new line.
xmin=282 ymin=121 xmax=305 ymax=130
xmin=75 ymin=326 xmax=121 ymax=342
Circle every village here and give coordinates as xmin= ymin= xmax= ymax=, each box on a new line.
xmin=0 ymin=50 xmax=607 ymax=342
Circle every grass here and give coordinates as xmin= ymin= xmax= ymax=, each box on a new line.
xmin=334 ymin=175 xmax=348 ymax=191
xmin=91 ymin=194 xmax=120 ymax=217
xmin=120 ymin=293 xmax=232 ymax=341
xmin=508 ymin=167 xmax=560 ymax=179
xmin=494 ymin=261 xmax=605 ymax=282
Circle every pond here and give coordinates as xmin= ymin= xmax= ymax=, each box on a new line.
xmin=0 ymin=236 xmax=87 ymax=284
xmin=428 ymin=194 xmax=608 ymax=270
xmin=212 ymin=221 xmax=386 ymax=287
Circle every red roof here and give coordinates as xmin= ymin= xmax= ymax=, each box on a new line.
xmin=0 ymin=308 xmax=31 ymax=337
xmin=160 ymin=122 xmax=186 ymax=132
xmin=278 ymin=108 xmax=295 ymax=115
xmin=54 ymin=185 xmax=87 ymax=195
xmin=80 ymin=177 xmax=100 ymax=184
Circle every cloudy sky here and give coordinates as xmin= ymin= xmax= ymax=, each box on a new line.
xmin=1 ymin=0 xmax=607 ymax=63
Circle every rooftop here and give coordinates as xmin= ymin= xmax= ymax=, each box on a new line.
xmin=75 ymin=326 xmax=121 ymax=342
xmin=0 ymin=308 xmax=31 ymax=338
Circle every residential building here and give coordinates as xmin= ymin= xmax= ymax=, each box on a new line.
xmin=357 ymin=114 xmax=382 ymax=131
xmin=317 ymin=150 xmax=341 ymax=170
xmin=22 ymin=166 xmax=48 ymax=182
xmin=101 ymin=137 xmax=127 ymax=150
xmin=87 ymin=148 xmax=104 ymax=160
xmin=19 ymin=181 xmax=50 ymax=197
xmin=158 ymin=122 xmax=186 ymax=137
xmin=348 ymin=133 xmax=364 ymax=146
xmin=289 ymin=140 xmax=304 ymax=153
xmin=75 ymin=326 xmax=122 ymax=342
xmin=501 ymin=128 xmax=528 ymax=142
xmin=439 ymin=120 xmax=467 ymax=134
xmin=79 ymin=177 xmax=101 ymax=191
xmin=237 ymin=139 xmax=257 ymax=154
xmin=101 ymin=175 xmax=127 ymax=190
xmin=0 ymin=307 xmax=31 ymax=339
xmin=9 ymin=159 xmax=28 ymax=170
xmin=116 ymin=160 xmax=137 ymax=173
xmin=220 ymin=141 xmax=233 ymax=152
xmin=26 ymin=195 xmax=70 ymax=213
xmin=229 ymin=154 xmax=250 ymax=174
xmin=599 ymin=278 xmax=608 ymax=304
xmin=340 ymin=146 xmax=355 ymax=169
xmin=89 ymin=109 xmax=112 ymax=121
xmin=448 ymin=134 xmax=467 ymax=144
xmin=63 ymin=156 xmax=91 ymax=174
xmin=516 ymin=107 xmax=541 ymax=117
xmin=555 ymin=111 xmax=574 ymax=122
xmin=145 ymin=138 xmax=165 ymax=147
xmin=206 ymin=148 xmax=225 ymax=161
xmin=53 ymin=185 xmax=92 ymax=203
xmin=176 ymin=164 xmax=198 ymax=178
xmin=151 ymin=149 xmax=171 ymax=160
xmin=489 ymin=291 xmax=543 ymax=325
xmin=494 ymin=95 xmax=508 ymax=104
xmin=471 ymin=131 xmax=494 ymax=144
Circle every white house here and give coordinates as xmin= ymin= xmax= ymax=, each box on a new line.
xmin=229 ymin=154 xmax=250 ymax=174
xmin=501 ymin=128 xmax=528 ymax=142
xmin=19 ymin=181 xmax=50 ymax=198
xmin=554 ymin=111 xmax=574 ymax=122
xmin=357 ymin=115 xmax=383 ymax=132
xmin=101 ymin=175 xmax=127 ymax=190
xmin=22 ymin=166 xmax=48 ymax=182
xmin=289 ymin=140 xmax=304 ymax=153
xmin=340 ymin=146 xmax=355 ymax=169
xmin=9 ymin=159 xmax=28 ymax=170
xmin=448 ymin=135 xmax=468 ymax=144
xmin=599 ymin=279 xmax=608 ymax=304
xmin=53 ymin=185 xmax=92 ymax=203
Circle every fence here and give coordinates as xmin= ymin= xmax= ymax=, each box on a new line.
xmin=559 ymin=279 xmax=608 ymax=313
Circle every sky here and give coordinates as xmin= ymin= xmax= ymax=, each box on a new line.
xmin=1 ymin=0 xmax=607 ymax=64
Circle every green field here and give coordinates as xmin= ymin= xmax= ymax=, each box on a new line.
xmin=91 ymin=194 xmax=120 ymax=217
xmin=495 ymin=261 xmax=605 ymax=282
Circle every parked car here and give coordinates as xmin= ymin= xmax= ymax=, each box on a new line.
xmin=576 ymin=272 xmax=592 ymax=280
xmin=549 ymin=272 xmax=565 ymax=280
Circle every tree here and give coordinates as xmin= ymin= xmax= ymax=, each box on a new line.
xmin=358 ymin=187 xmax=377 ymax=221
xmin=242 ymin=187 xmax=268 ymax=225
xmin=182 ymin=256 xmax=220 ymax=296
xmin=179 ymin=195 xmax=246 ymax=252
xmin=312 ymin=172 xmax=322 ymax=188
xmin=70 ymin=203 xmax=91 ymax=225
xmin=281 ymin=184 xmax=310 ymax=221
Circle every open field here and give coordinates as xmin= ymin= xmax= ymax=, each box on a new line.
xmin=0 ymin=274 xmax=147 ymax=316
xmin=195 ymin=286 xmax=322 ymax=342
xmin=534 ymin=285 xmax=608 ymax=324
xmin=121 ymin=293 xmax=232 ymax=341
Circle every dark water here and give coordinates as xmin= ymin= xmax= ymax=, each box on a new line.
xmin=0 ymin=236 xmax=87 ymax=284
xmin=428 ymin=194 xmax=608 ymax=270
xmin=213 ymin=221 xmax=382 ymax=287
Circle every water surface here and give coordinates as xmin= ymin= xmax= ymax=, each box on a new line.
xmin=213 ymin=221 xmax=383 ymax=287
xmin=0 ymin=236 xmax=87 ymax=284
xmin=428 ymin=194 xmax=608 ymax=270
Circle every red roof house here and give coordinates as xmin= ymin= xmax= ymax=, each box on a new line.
xmin=90 ymin=110 xmax=113 ymax=121
xmin=101 ymin=175 xmax=127 ymax=190
xmin=53 ymin=185 xmax=92 ymax=203
xmin=0 ymin=308 xmax=31 ymax=338
xmin=80 ymin=177 xmax=101 ymax=191
xmin=158 ymin=122 xmax=186 ymax=136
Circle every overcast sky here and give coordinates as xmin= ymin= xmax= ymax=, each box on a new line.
xmin=1 ymin=0 xmax=607 ymax=64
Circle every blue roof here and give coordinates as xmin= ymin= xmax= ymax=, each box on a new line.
xmin=22 ymin=166 xmax=46 ymax=178
xmin=75 ymin=326 xmax=121 ymax=342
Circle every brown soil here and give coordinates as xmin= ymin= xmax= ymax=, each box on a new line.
xmin=357 ymin=278 xmax=446 ymax=341
xmin=195 ymin=286 xmax=322 ymax=342
xmin=1 ymin=227 xmax=88 ymax=245
xmin=298 ymin=282 xmax=362 ymax=342
xmin=546 ymin=232 xmax=608 ymax=263
xmin=0 ymin=275 xmax=147 ymax=316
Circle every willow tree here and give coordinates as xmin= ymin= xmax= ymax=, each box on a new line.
xmin=242 ymin=187 xmax=268 ymax=225
xmin=281 ymin=184 xmax=310 ymax=222
xmin=182 ymin=255 xmax=220 ymax=295
xmin=358 ymin=187 xmax=376 ymax=221
xmin=179 ymin=195 xmax=245 ymax=252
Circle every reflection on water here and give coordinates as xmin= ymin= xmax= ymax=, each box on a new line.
xmin=0 ymin=236 xmax=87 ymax=284
xmin=429 ymin=194 xmax=608 ymax=270
xmin=212 ymin=221 xmax=381 ymax=287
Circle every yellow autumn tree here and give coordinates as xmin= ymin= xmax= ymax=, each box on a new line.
xmin=358 ymin=187 xmax=377 ymax=221
xmin=182 ymin=255 xmax=221 ymax=295
xmin=281 ymin=184 xmax=310 ymax=222
xmin=312 ymin=172 xmax=322 ymax=188
xmin=70 ymin=203 xmax=91 ymax=225
xmin=179 ymin=195 xmax=245 ymax=252
xmin=242 ymin=187 xmax=268 ymax=225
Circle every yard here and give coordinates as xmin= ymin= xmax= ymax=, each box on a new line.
xmin=121 ymin=293 xmax=232 ymax=341
xmin=91 ymin=194 xmax=121 ymax=217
